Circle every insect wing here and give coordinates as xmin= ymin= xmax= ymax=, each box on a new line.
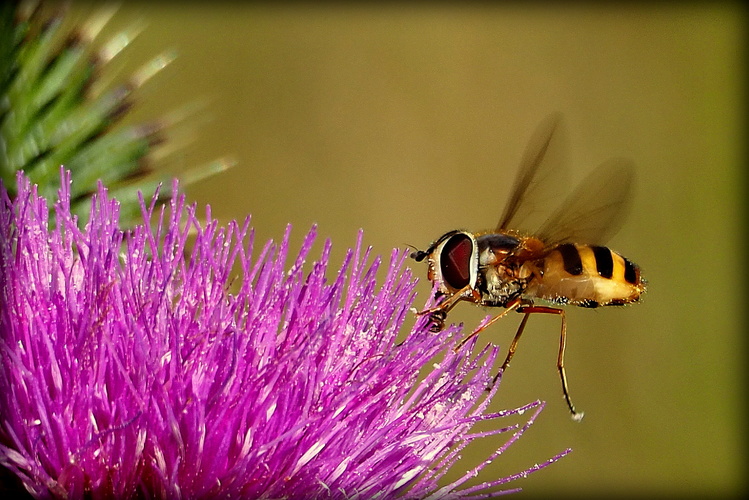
xmin=496 ymin=113 xmax=569 ymax=235
xmin=537 ymin=158 xmax=635 ymax=247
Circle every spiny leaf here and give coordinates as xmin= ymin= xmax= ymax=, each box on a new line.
xmin=0 ymin=1 xmax=218 ymax=227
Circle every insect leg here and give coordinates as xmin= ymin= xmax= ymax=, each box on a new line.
xmin=514 ymin=305 xmax=583 ymax=421
xmin=455 ymin=297 xmax=524 ymax=353
xmin=496 ymin=312 xmax=532 ymax=373
xmin=414 ymin=285 xmax=476 ymax=317
xmin=487 ymin=306 xmax=531 ymax=389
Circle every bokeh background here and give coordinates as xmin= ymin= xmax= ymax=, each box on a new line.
xmin=77 ymin=2 xmax=744 ymax=498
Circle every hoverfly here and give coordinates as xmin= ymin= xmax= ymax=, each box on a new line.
xmin=410 ymin=114 xmax=646 ymax=420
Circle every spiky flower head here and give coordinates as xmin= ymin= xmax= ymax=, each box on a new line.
xmin=0 ymin=171 xmax=568 ymax=498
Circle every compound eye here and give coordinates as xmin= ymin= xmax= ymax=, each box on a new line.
xmin=440 ymin=233 xmax=474 ymax=289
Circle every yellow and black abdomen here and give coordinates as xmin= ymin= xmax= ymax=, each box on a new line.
xmin=525 ymin=243 xmax=645 ymax=307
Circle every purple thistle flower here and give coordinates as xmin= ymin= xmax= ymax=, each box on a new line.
xmin=0 ymin=170 xmax=568 ymax=499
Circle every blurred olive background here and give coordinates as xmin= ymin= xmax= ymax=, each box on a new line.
xmin=79 ymin=2 xmax=743 ymax=498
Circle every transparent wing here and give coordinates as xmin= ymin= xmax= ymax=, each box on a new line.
xmin=537 ymin=158 xmax=636 ymax=246
xmin=496 ymin=113 xmax=569 ymax=234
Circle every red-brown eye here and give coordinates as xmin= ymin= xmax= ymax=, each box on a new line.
xmin=440 ymin=233 xmax=474 ymax=289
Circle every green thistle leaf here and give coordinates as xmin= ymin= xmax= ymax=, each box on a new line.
xmin=0 ymin=1 xmax=216 ymax=227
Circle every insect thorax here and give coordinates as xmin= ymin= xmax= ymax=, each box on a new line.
xmin=476 ymin=264 xmax=527 ymax=307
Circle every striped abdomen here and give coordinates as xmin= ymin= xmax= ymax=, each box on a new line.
xmin=524 ymin=243 xmax=645 ymax=307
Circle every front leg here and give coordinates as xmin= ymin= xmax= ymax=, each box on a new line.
xmin=454 ymin=296 xmax=526 ymax=353
xmin=413 ymin=285 xmax=481 ymax=332
xmin=413 ymin=285 xmax=479 ymax=317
